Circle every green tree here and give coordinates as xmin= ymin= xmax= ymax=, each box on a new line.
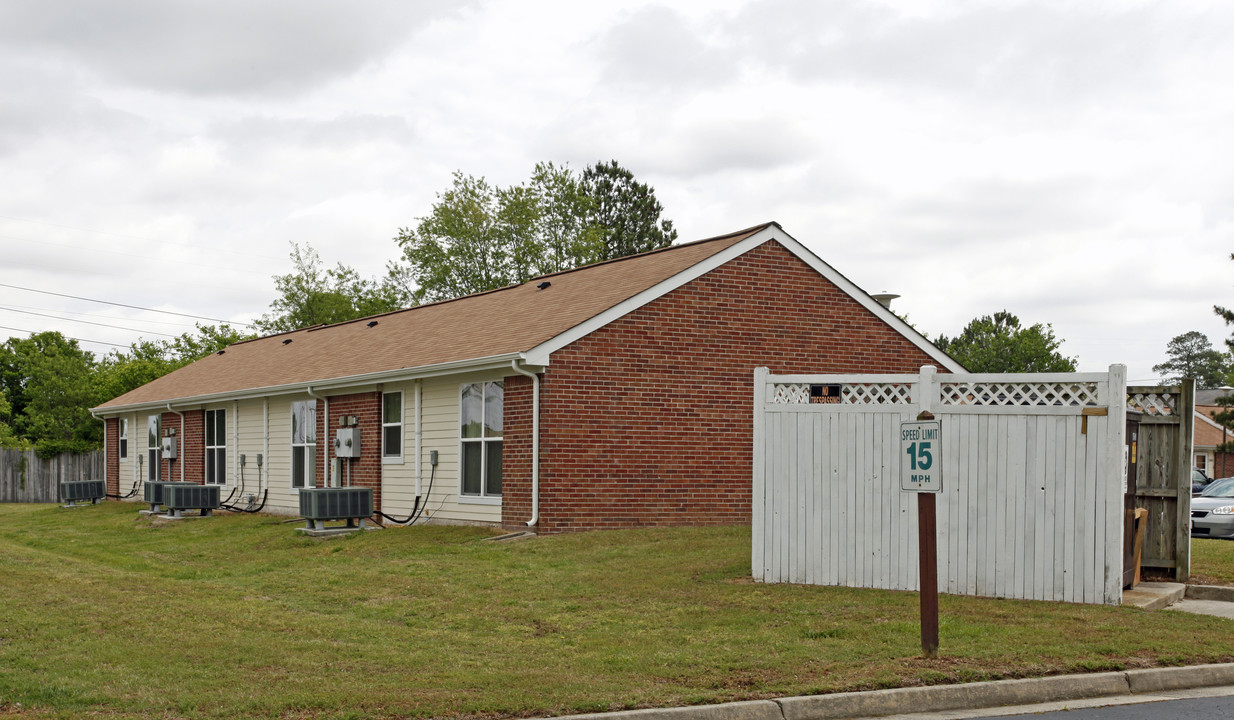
xmin=1211 ymin=255 xmax=1234 ymax=449
xmin=1152 ymin=331 xmax=1231 ymax=388
xmin=935 ymin=311 xmax=1077 ymax=373
xmin=96 ymin=323 xmax=252 ymax=404
xmin=393 ymin=161 xmax=674 ymax=303
xmin=0 ymin=332 xmax=102 ymax=455
xmin=256 ymin=243 xmax=408 ymax=333
xmin=581 ymin=159 xmax=677 ymax=260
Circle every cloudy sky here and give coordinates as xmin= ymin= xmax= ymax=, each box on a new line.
xmin=1 ymin=0 xmax=1231 ymax=383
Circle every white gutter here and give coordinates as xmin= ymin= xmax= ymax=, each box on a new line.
xmin=509 ymin=359 xmax=540 ymax=528
xmin=166 ymin=403 xmax=184 ymax=482
xmin=305 ymin=386 xmax=326 ymax=488
xmin=92 ymin=352 xmax=529 ymax=416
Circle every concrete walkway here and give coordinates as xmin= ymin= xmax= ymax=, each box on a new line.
xmin=1121 ymin=581 xmax=1234 ymax=617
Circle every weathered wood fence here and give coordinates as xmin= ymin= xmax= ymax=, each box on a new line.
xmin=0 ymin=449 xmax=105 ymax=503
xmin=1127 ymin=382 xmax=1194 ymax=581
xmin=753 ymin=365 xmax=1129 ymax=605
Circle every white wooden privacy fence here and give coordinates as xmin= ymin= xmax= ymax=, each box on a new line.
xmin=753 ymin=365 xmax=1129 ymax=605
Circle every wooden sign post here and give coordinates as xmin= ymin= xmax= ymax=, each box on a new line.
xmin=901 ymin=411 xmax=941 ymax=659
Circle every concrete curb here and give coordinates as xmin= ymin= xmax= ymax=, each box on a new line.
xmin=542 ymin=664 xmax=1234 ymax=720
xmin=1186 ymin=584 xmax=1234 ymax=603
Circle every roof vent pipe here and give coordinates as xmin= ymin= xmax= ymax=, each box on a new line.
xmin=871 ymin=292 xmax=900 ymax=310
xmin=509 ymin=360 xmax=540 ymax=528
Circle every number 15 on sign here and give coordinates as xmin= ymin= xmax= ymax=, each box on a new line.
xmin=901 ymin=420 xmax=942 ymax=493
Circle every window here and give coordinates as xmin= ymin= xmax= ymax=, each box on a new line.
xmin=119 ymin=418 xmax=128 ymax=460
xmin=382 ymin=391 xmax=403 ymax=462
xmin=460 ymin=381 xmax=502 ymax=499
xmin=205 ymin=409 xmax=226 ymax=485
xmin=1197 ymin=454 xmax=1208 ymax=473
xmin=291 ymin=400 xmax=317 ymax=489
xmin=147 ymin=415 xmax=160 ymax=481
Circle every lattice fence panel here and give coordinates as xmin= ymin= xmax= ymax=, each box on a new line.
xmin=1127 ymin=392 xmax=1177 ymax=417
xmin=939 ymin=382 xmax=1100 ymax=407
xmin=770 ymin=383 xmax=912 ymax=405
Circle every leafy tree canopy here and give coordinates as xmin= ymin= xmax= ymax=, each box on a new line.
xmin=96 ymin=323 xmax=253 ymax=404
xmin=393 ymin=160 xmax=676 ymax=304
xmin=1152 ymin=331 xmax=1231 ymax=388
xmin=935 ymin=311 xmax=1077 ymax=373
xmin=256 ymin=243 xmax=408 ymax=333
xmin=0 ymin=332 xmax=101 ymax=455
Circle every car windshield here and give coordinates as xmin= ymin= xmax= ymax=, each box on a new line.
xmin=1200 ymin=478 xmax=1234 ymax=498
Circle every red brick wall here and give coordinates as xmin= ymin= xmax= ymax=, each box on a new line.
xmin=181 ymin=410 xmax=204 ymax=484
xmin=323 ymin=391 xmax=383 ymax=510
xmin=501 ymin=240 xmax=942 ymax=533
xmin=105 ymin=417 xmax=119 ymax=496
xmin=501 ymin=375 xmax=534 ymax=524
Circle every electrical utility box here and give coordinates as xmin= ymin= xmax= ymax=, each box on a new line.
xmin=334 ymin=428 xmax=360 ymax=458
xmin=161 ymin=436 xmax=177 ymax=460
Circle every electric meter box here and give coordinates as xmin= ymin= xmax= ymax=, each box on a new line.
xmin=334 ymin=428 xmax=360 ymax=458
xmin=161 ymin=436 xmax=177 ymax=460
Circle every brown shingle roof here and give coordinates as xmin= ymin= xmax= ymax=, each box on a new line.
xmin=97 ymin=223 xmax=772 ymax=410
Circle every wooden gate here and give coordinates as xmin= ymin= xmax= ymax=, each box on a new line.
xmin=753 ymin=366 xmax=1129 ymax=605
xmin=1127 ymin=382 xmax=1194 ymax=581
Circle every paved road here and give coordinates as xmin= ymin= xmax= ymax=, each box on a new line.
xmin=868 ymin=684 xmax=1234 ymax=719
xmin=978 ymin=694 xmax=1234 ymax=718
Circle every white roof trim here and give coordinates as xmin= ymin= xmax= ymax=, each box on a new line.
xmin=1197 ymin=410 xmax=1226 ymax=432
xmin=526 ymin=224 xmax=963 ymax=372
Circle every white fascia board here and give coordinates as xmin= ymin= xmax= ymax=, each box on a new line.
xmin=523 ymin=225 xmax=784 ymax=366
xmin=770 ymin=229 xmax=966 ymax=374
xmin=91 ymin=352 xmax=534 ymax=417
xmin=1197 ymin=411 xmax=1226 ymax=432
xmin=524 ymin=224 xmax=964 ymax=373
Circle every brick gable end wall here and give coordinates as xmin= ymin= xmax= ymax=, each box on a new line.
xmin=502 ymin=240 xmax=941 ymax=533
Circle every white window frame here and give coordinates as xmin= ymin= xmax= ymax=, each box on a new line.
xmin=290 ymin=399 xmax=317 ymax=490
xmin=205 ymin=409 xmax=227 ymax=485
xmin=382 ymin=391 xmax=404 ymax=464
xmin=118 ymin=417 xmax=128 ymax=460
xmin=459 ymin=381 xmax=503 ymax=504
xmin=147 ymin=415 xmax=161 ymax=482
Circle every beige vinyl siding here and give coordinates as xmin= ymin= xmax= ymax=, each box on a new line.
xmin=381 ymin=373 xmax=503 ymax=525
xmin=231 ymin=398 xmax=267 ymax=507
xmin=263 ymin=398 xmax=298 ymax=515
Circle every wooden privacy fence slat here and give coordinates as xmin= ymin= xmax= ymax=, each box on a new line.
xmin=753 ymin=366 xmax=1130 ymax=605
xmin=0 ymin=449 xmax=105 ymax=503
xmin=1126 ymin=381 xmax=1193 ymax=580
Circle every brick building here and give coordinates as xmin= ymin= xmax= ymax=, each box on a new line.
xmin=93 ymin=223 xmax=962 ymax=532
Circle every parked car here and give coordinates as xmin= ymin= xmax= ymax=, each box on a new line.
xmin=1193 ymin=467 xmax=1213 ymax=496
xmin=1191 ymin=477 xmax=1234 ymax=539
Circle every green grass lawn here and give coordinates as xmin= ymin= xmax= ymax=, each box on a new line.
xmin=0 ymin=502 xmax=1232 ymax=720
xmin=1192 ymin=538 xmax=1234 ymax=585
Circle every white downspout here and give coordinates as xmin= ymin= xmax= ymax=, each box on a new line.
xmin=510 ymin=360 xmax=540 ymax=528
xmin=306 ymin=386 xmax=326 ymax=488
xmin=414 ymin=380 xmax=423 ymax=500
xmin=233 ymin=400 xmax=239 ymax=489
xmin=262 ymin=398 xmax=269 ymax=496
xmin=166 ymin=403 xmax=184 ymax=482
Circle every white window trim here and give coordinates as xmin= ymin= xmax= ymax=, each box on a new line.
xmin=290 ymin=399 xmax=317 ymax=490
xmin=458 ymin=381 xmax=502 ymax=504
xmin=118 ymin=417 xmax=128 ymax=460
xmin=147 ymin=415 xmax=161 ymax=482
xmin=382 ymin=390 xmax=404 ymax=465
xmin=205 ymin=409 xmax=227 ymax=486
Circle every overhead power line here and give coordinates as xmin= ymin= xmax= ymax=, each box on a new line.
xmin=0 ymin=306 xmax=178 ymax=337
xmin=0 ymin=282 xmax=255 ymax=327
xmin=0 ymin=325 xmax=128 ymax=349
